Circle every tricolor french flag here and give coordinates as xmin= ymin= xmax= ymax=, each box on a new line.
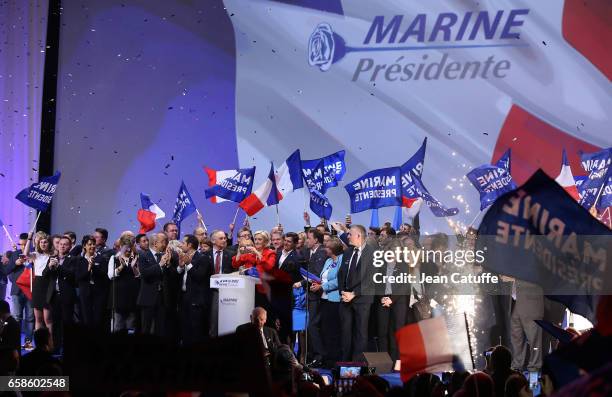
xmin=555 ymin=149 xmax=580 ymax=201
xmin=395 ymin=315 xmax=469 ymax=382
xmin=137 ymin=193 xmax=165 ymax=233
xmin=239 ymin=150 xmax=303 ymax=216
xmin=204 ymin=167 xmax=239 ymax=203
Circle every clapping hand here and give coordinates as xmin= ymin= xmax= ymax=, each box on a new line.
xmin=381 ymin=296 xmax=392 ymax=307
xmin=341 ymin=291 xmax=356 ymax=303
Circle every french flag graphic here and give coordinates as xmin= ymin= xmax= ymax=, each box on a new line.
xmin=555 ymin=149 xmax=580 ymax=201
xmin=240 ymin=163 xmax=279 ymax=216
xmin=137 ymin=193 xmax=165 ymax=233
xmin=240 ymin=150 xmax=303 ymax=216
xmin=204 ymin=167 xmax=240 ymax=203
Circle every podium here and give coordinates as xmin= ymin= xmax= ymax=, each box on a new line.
xmin=210 ymin=274 xmax=261 ymax=336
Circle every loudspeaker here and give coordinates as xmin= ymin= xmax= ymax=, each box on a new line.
xmin=359 ymin=352 xmax=393 ymax=374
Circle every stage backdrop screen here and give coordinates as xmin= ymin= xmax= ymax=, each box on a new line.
xmin=53 ymin=0 xmax=611 ymax=238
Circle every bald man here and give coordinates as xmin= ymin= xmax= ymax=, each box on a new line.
xmin=236 ymin=307 xmax=281 ymax=366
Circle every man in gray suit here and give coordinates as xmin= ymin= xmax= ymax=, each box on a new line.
xmin=510 ymin=278 xmax=544 ymax=371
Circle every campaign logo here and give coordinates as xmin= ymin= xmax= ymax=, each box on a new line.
xmin=308 ymin=23 xmax=336 ymax=71
xmin=308 ymin=10 xmax=530 ymax=81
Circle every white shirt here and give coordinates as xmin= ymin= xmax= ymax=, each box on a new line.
xmin=321 ymin=268 xmax=330 ymax=299
xmin=260 ymin=328 xmax=268 ymax=349
xmin=310 ymin=245 xmax=320 ymax=258
xmin=347 ymin=244 xmax=365 ymax=274
xmin=177 ymin=263 xmax=193 ymax=291
xmin=33 ymin=253 xmax=50 ymax=277
xmin=279 ymin=250 xmax=293 ymax=268
xmin=213 ymin=249 xmax=223 ymax=274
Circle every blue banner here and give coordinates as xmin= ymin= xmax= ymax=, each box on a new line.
xmin=370 ymin=208 xmax=380 ymax=228
xmin=309 ymin=189 xmax=332 ymax=219
xmin=344 ymin=167 xmax=402 ymax=213
xmin=400 ymin=138 xmax=427 ymax=201
xmin=466 ymin=149 xmax=517 ymax=210
xmin=15 ymin=172 xmax=61 ymax=212
xmin=579 ymin=148 xmax=612 ymax=211
xmin=172 ymin=181 xmax=197 ymax=226
xmin=410 ymin=171 xmax=459 ymax=217
xmin=205 ymin=167 xmax=256 ymax=203
xmin=392 ymin=206 xmax=403 ymax=230
xmin=477 ymin=169 xmax=611 ymax=321
xmin=301 ymin=150 xmax=346 ymax=194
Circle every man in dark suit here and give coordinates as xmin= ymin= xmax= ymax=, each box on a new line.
xmin=177 ymin=234 xmax=211 ymax=345
xmin=236 ymin=307 xmax=281 ymax=367
xmin=337 ymin=224 xmax=375 ymax=361
xmin=510 ymin=279 xmax=544 ymax=372
xmin=275 ymin=232 xmax=302 ymax=283
xmin=205 ymin=230 xmax=234 ymax=338
xmin=43 ymin=235 xmax=77 ymax=352
xmin=91 ymin=228 xmax=114 ymax=332
xmin=137 ymin=232 xmax=180 ymax=340
xmin=4 ymin=233 xmax=34 ymax=350
xmin=297 ymin=228 xmax=327 ymax=367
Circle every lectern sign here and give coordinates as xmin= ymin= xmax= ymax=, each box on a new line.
xmin=210 ymin=277 xmax=245 ymax=289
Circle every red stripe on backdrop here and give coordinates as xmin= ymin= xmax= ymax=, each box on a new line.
xmin=239 ymin=194 xmax=264 ymax=216
xmin=204 ymin=167 xmax=218 ymax=203
xmin=562 ymin=0 xmax=612 ymax=80
xmin=396 ymin=322 xmax=427 ymax=383
xmin=493 ymin=105 xmax=601 ymax=185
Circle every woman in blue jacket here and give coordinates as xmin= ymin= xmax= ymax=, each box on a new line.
xmin=310 ymin=236 xmax=343 ymax=366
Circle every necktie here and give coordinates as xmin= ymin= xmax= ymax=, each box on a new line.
xmin=215 ymin=251 xmax=221 ymax=274
xmin=260 ymin=328 xmax=268 ymax=349
xmin=155 ymin=252 xmax=162 ymax=263
xmin=346 ymin=247 xmax=359 ymax=284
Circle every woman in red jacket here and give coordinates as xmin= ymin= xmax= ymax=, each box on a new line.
xmin=232 ymin=230 xmax=276 ymax=276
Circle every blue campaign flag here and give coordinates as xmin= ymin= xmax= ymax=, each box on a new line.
xmin=370 ymin=208 xmax=380 ymax=228
xmin=344 ymin=167 xmax=402 ymax=213
xmin=299 ymin=267 xmax=322 ymax=284
xmin=410 ymin=171 xmax=459 ymax=217
xmin=309 ymin=189 xmax=332 ymax=220
xmin=172 ymin=181 xmax=197 ymax=226
xmin=477 ymin=169 xmax=611 ymax=321
xmin=579 ymin=148 xmax=612 ymax=211
xmin=205 ymin=167 xmax=256 ymax=203
xmin=301 ymin=150 xmax=346 ymax=194
xmin=15 ymin=172 xmax=61 ymax=212
xmin=466 ymin=149 xmax=517 ymax=210
xmin=392 ymin=206 xmax=402 ymax=230
xmin=400 ymin=137 xmax=427 ymax=201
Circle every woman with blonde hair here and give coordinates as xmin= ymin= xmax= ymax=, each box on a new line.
xmin=21 ymin=231 xmax=55 ymax=339
xmin=232 ymin=230 xmax=276 ymax=275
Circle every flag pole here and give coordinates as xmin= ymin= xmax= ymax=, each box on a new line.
xmin=30 ymin=211 xmax=42 ymax=233
xmin=303 ymin=187 xmax=309 ymax=212
xmin=589 ymin=174 xmax=608 ymax=216
xmin=275 ymin=204 xmax=280 ymax=226
xmin=2 ymin=225 xmax=16 ymax=248
xmin=195 ymin=208 xmax=207 ymax=231
xmin=232 ymin=206 xmax=240 ymax=226
xmin=467 ymin=210 xmax=482 ymax=229
xmin=29 ymin=212 xmax=41 ymax=293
